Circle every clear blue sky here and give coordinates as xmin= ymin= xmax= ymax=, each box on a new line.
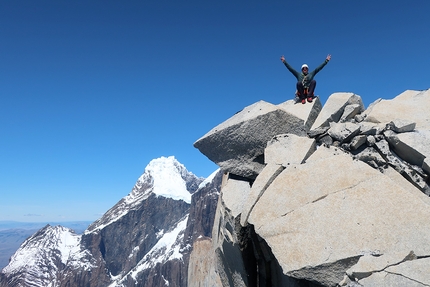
xmin=1 ymin=0 xmax=429 ymax=222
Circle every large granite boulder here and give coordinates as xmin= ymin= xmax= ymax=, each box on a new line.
xmin=190 ymin=89 xmax=430 ymax=287
xmin=194 ymin=99 xmax=322 ymax=179
xmin=247 ymin=146 xmax=430 ymax=286
xmin=364 ymin=89 xmax=430 ymax=130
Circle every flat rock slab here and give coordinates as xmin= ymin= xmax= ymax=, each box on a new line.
xmin=248 ymin=146 xmax=430 ymax=286
xmin=264 ymin=134 xmax=317 ymax=166
xmin=240 ymin=163 xmax=285 ymax=227
xmin=365 ymin=89 xmax=430 ymax=130
xmin=221 ymin=177 xmax=250 ymax=218
xmin=358 ymin=257 xmax=430 ymax=286
xmin=194 ymin=100 xmax=317 ymax=178
xmin=358 ymin=122 xmax=384 ymax=135
xmin=310 ymin=92 xmax=364 ymax=131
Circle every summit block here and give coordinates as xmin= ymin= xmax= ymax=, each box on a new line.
xmin=193 ymin=99 xmax=321 ymax=178
xmin=191 ymin=89 xmax=430 ymax=287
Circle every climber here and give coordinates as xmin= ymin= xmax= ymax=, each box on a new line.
xmin=280 ymin=54 xmax=331 ymax=104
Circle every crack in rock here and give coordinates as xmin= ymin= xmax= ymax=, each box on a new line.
xmin=384 ymin=271 xmax=430 ymax=287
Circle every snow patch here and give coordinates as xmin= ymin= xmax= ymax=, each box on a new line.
xmin=156 ymin=229 xmax=164 ymax=239
xmin=57 ymin=228 xmax=82 ymax=264
xmin=162 ymin=275 xmax=170 ymax=286
xmin=198 ymin=169 xmax=220 ymax=189
xmin=128 ymin=246 xmax=140 ymax=259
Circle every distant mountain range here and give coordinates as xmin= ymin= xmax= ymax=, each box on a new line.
xmin=0 ymin=221 xmax=92 ymax=232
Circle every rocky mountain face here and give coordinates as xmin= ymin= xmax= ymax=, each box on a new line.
xmin=191 ymin=89 xmax=430 ymax=286
xmin=0 ymin=156 xmax=222 ymax=287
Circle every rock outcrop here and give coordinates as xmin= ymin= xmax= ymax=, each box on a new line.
xmin=194 ymin=99 xmax=322 ymax=179
xmin=191 ymin=89 xmax=430 ymax=286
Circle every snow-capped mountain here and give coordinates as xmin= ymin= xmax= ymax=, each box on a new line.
xmin=86 ymin=156 xmax=203 ymax=233
xmin=0 ymin=156 xmax=222 ymax=287
xmin=2 ymin=225 xmax=93 ymax=287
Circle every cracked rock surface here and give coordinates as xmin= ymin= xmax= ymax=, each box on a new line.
xmin=248 ymin=147 xmax=430 ymax=286
xmin=191 ymin=89 xmax=430 ymax=287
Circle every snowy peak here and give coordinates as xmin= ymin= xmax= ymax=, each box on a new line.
xmin=87 ymin=156 xmax=204 ymax=233
xmin=128 ymin=156 xmax=203 ymax=205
